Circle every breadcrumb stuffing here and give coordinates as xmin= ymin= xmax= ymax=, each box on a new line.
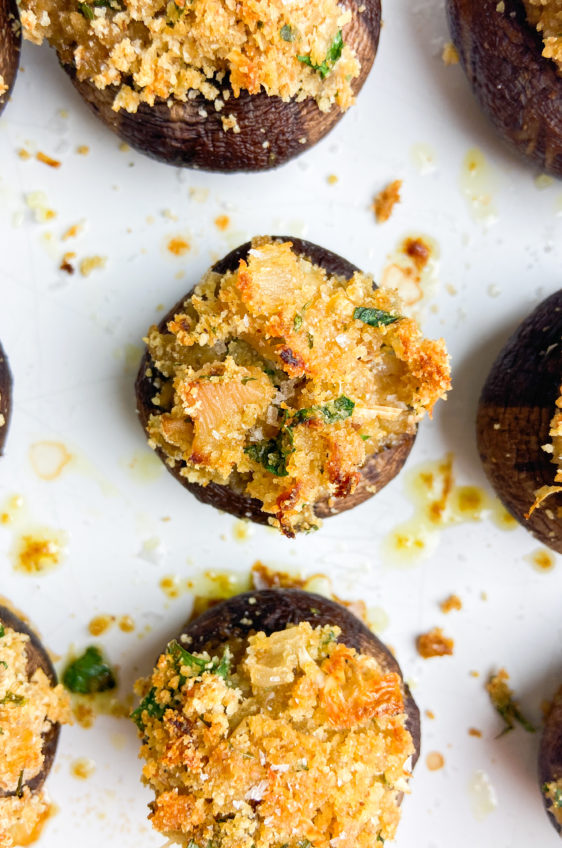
xmin=144 ymin=237 xmax=450 ymax=535
xmin=0 ymin=625 xmax=71 ymax=847
xmin=20 ymin=0 xmax=360 ymax=115
xmin=373 ymin=179 xmax=402 ymax=224
xmin=135 ymin=622 xmax=414 ymax=848
xmin=523 ymin=0 xmax=562 ymax=71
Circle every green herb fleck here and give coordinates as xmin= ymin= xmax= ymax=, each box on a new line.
xmin=16 ymin=769 xmax=24 ymax=798
xmin=353 ymin=306 xmax=401 ymax=327
xmin=361 ymin=434 xmax=371 ymax=441
xmin=78 ymin=1 xmax=94 ymax=18
xmin=0 ymin=624 xmax=4 ymax=638
xmin=168 ymin=640 xmax=231 ymax=680
xmin=298 ymin=841 xmax=313 ymax=848
xmin=293 ymin=313 xmax=303 ymax=332
xmin=0 ymin=691 xmax=25 ymax=706
xmin=241 ymin=376 xmax=257 ymax=385
xmin=62 ymin=646 xmax=116 ymax=695
xmin=244 ymin=432 xmax=293 ymax=477
xmin=298 ymin=31 xmax=343 ymax=79
xmin=0 ymin=661 xmax=7 ymax=669
xmin=307 ymin=331 xmax=314 ymax=349
xmin=486 ymin=672 xmax=535 ymax=737
xmin=130 ymin=687 xmax=167 ymax=730
xmin=292 ymin=395 xmax=355 ymax=426
xmin=280 ymin=24 xmax=295 ymax=42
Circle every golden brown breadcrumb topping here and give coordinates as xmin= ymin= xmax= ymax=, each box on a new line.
xmin=144 ymin=237 xmax=450 ymax=535
xmin=20 ymin=0 xmax=359 ymax=114
xmin=0 ymin=625 xmax=71 ymax=848
xmin=134 ymin=621 xmax=414 ymax=848
xmin=523 ymin=0 xmax=562 ymax=70
xmin=543 ymin=778 xmax=562 ymax=826
xmin=527 ymin=387 xmax=562 ymax=518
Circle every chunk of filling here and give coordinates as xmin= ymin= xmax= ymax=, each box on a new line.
xmin=543 ymin=778 xmax=562 ymax=827
xmin=528 ymin=387 xmax=562 ymax=516
xmin=19 ymin=0 xmax=360 ymax=115
xmin=0 ymin=624 xmax=71 ymax=848
xmin=144 ymin=238 xmax=450 ymax=535
xmin=523 ymin=0 xmax=562 ymax=71
xmin=134 ymin=621 xmax=414 ymax=848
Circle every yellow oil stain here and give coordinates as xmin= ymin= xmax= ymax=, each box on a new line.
xmin=525 ymin=548 xmax=556 ymax=573
xmin=382 ymin=455 xmax=513 ymax=567
xmin=113 ymin=343 xmax=142 ymax=375
xmin=12 ymin=529 xmax=67 ymax=575
xmin=410 ymin=143 xmax=437 ymax=175
xmin=88 ymin=615 xmax=115 ymax=636
xmin=12 ymin=801 xmax=59 ymax=845
xmin=0 ymin=494 xmax=25 ymax=525
xmin=125 ymin=450 xmax=163 ymax=483
xmin=29 ymin=442 xmax=72 ymax=481
xmin=460 ymin=148 xmax=498 ymax=225
xmin=166 ymin=235 xmax=190 ymax=256
xmin=159 ymin=575 xmax=183 ymax=599
xmin=426 ymin=751 xmax=445 ymax=771
xmin=214 ymin=214 xmax=230 ymax=231
xmin=70 ymin=691 xmax=134 ymax=729
xmin=118 ymin=614 xmax=135 ymax=633
xmin=379 ymin=233 xmax=440 ymax=312
xmin=70 ymin=758 xmax=96 ymax=780
xmin=233 ymin=520 xmax=253 ymax=543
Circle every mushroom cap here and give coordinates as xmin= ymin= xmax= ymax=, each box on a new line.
xmin=0 ymin=0 xmax=20 ymax=116
xmin=446 ymin=0 xmax=562 ymax=177
xmin=180 ymin=587 xmax=421 ymax=768
xmin=476 ymin=289 xmax=562 ymax=552
xmin=538 ymin=686 xmax=562 ymax=835
xmin=63 ymin=0 xmax=381 ymax=171
xmin=0 ymin=340 xmax=12 ymax=455
xmin=0 ymin=605 xmax=61 ymax=797
xmin=135 ymin=236 xmax=416 ymax=531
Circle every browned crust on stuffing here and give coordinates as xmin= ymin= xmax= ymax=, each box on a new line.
xmin=135 ymin=237 xmax=416 ymax=530
xmin=476 ymin=289 xmax=562 ymax=553
xmin=0 ymin=606 xmax=60 ymax=798
xmin=180 ymin=588 xmax=421 ymax=770
xmin=446 ymin=0 xmax=562 ymax=176
xmin=63 ymin=0 xmax=380 ymax=172
xmin=539 ymin=686 xmax=562 ymax=835
xmin=0 ymin=0 xmax=20 ymax=115
xmin=0 ymin=341 xmax=12 ymax=455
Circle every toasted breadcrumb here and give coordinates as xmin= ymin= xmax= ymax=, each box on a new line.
xmin=145 ymin=237 xmax=450 ymax=535
xmin=135 ymin=622 xmax=414 ymax=848
xmin=373 ymin=179 xmax=402 ymax=224
xmin=0 ymin=75 xmax=7 ymax=99
xmin=20 ymin=0 xmax=360 ymax=115
xmin=523 ymin=0 xmax=562 ymax=71
xmin=416 ymin=627 xmax=454 ymax=658
xmin=0 ymin=626 xmax=71 ymax=847
xmin=440 ymin=594 xmax=462 ymax=613
xmin=36 ymin=151 xmax=61 ymax=168
xmin=527 ymin=386 xmax=562 ymax=517
xmin=441 ymin=42 xmax=459 ymax=65
xmin=79 ymin=255 xmax=106 ymax=276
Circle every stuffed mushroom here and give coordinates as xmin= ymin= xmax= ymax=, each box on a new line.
xmin=133 ymin=588 xmax=420 ymax=847
xmin=0 ymin=605 xmax=71 ymax=847
xmin=539 ymin=685 xmax=562 ymax=835
xmin=477 ymin=289 xmax=562 ymax=552
xmin=0 ymin=341 xmax=12 ymax=455
xmin=136 ymin=236 xmax=450 ymax=536
xmin=19 ymin=0 xmax=380 ymax=171
xmin=0 ymin=0 xmax=20 ymax=116
xmin=446 ymin=0 xmax=562 ymax=177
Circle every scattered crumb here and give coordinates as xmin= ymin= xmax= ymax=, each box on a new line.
xmin=470 ymin=670 xmax=480 ymax=678
xmin=425 ymin=709 xmax=435 ymax=720
xmin=18 ymin=148 xmax=31 ymax=160
xmin=80 ymin=256 xmax=107 ymax=277
xmin=76 ymin=145 xmax=90 ymax=155
xmin=327 ymin=174 xmax=338 ymax=185
xmin=214 ymin=214 xmax=230 ymax=232
xmin=372 ymin=179 xmax=402 ymax=224
xmin=221 ymin=113 xmax=241 ymax=134
xmin=25 ymin=191 xmax=57 ymax=222
xmin=468 ymin=727 xmax=482 ymax=738
xmin=36 ymin=151 xmax=61 ymax=168
xmin=119 ymin=142 xmax=130 ymax=152
xmin=416 ymin=627 xmax=454 ymax=658
xmin=167 ymin=236 xmax=190 ymax=256
xmin=440 ymin=594 xmax=462 ymax=613
xmin=62 ymin=222 xmax=83 ymax=240
xmin=442 ymin=42 xmax=459 ymax=65
xmin=59 ymin=252 xmax=76 ymax=274
xmin=486 ymin=669 xmax=535 ymax=735
xmin=426 ymin=751 xmax=445 ymax=771
xmin=445 ymin=282 xmax=458 ymax=296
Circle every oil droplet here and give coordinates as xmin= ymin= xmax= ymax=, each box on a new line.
xmin=70 ymin=691 xmax=133 ymax=728
xmin=125 ymin=450 xmax=163 ymax=483
xmin=13 ymin=801 xmax=59 ymax=845
xmin=410 ymin=143 xmax=437 ymax=175
xmin=426 ymin=751 xmax=445 ymax=771
xmin=490 ymin=502 xmax=518 ymax=531
xmin=534 ymin=174 xmax=554 ymax=190
xmin=12 ymin=529 xmax=67 ymax=575
xmin=88 ymin=615 xmax=115 ymax=636
xmin=118 ymin=614 xmax=135 ymax=632
xmin=29 ymin=442 xmax=72 ymax=481
xmin=159 ymin=575 xmax=182 ymax=599
xmin=460 ymin=148 xmax=498 ymax=225
xmin=71 ymin=758 xmax=96 ymax=780
xmin=468 ymin=770 xmax=498 ymax=820
xmin=525 ymin=548 xmax=556 ymax=573
xmin=233 ymin=520 xmax=253 ymax=542
xmin=113 ymin=343 xmax=142 ymax=375
xmin=555 ymin=194 xmax=562 ymax=216
xmin=379 ymin=233 xmax=440 ymax=311
xmin=367 ymin=606 xmax=389 ymax=634
xmin=110 ymin=732 xmax=127 ymax=750
xmin=1 ymin=494 xmax=25 ymax=524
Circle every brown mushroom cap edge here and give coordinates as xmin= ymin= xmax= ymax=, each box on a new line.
xmin=135 ymin=236 xmax=416 ymax=532
xmin=446 ymin=0 xmax=562 ymax=177
xmin=476 ymin=288 xmax=562 ymax=552
xmin=63 ymin=0 xmax=381 ymax=171
xmin=180 ymin=587 xmax=421 ymax=772
xmin=0 ymin=0 xmax=21 ymax=116
xmin=0 ymin=605 xmax=61 ymax=797
xmin=0 ymin=340 xmax=12 ymax=455
xmin=539 ymin=686 xmax=562 ymax=835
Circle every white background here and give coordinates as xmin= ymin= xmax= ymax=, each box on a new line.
xmin=1 ymin=0 xmax=561 ymax=845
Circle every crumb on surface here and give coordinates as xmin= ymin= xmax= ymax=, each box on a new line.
xmin=416 ymin=627 xmax=454 ymax=658
xmin=373 ymin=179 xmax=402 ymax=224
xmin=440 ymin=594 xmax=462 ymax=613
xmin=441 ymin=42 xmax=459 ymax=65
